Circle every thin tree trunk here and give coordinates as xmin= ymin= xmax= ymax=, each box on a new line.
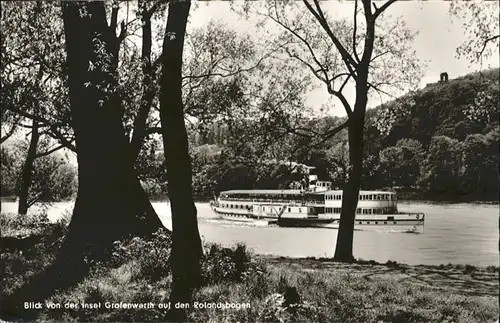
xmin=159 ymin=1 xmax=203 ymax=320
xmin=334 ymin=81 xmax=368 ymax=262
xmin=129 ymin=0 xmax=156 ymax=162
xmin=334 ymin=115 xmax=364 ymax=262
xmin=18 ymin=121 xmax=40 ymax=215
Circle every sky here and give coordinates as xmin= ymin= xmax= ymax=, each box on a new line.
xmin=189 ymin=1 xmax=500 ymax=117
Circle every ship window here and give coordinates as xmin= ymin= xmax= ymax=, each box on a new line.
xmin=384 ymin=221 xmax=387 ymax=224
xmin=230 ymin=204 xmax=233 ymax=208
xmin=387 ymin=216 xmax=394 ymax=221
xmin=299 ymin=208 xmax=302 ymax=213
xmin=358 ymin=221 xmax=362 ymax=224
xmin=375 ymin=221 xmax=378 ymax=224
xmin=393 ymin=221 xmax=397 ymax=225
xmin=367 ymin=221 xmax=370 ymax=224
xmin=288 ymin=208 xmax=291 ymax=212
xmin=356 ymin=208 xmax=361 ymax=214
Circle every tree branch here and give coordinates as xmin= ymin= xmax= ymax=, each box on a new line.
xmin=373 ymin=0 xmax=397 ymax=19
xmin=370 ymin=50 xmax=392 ymax=63
xmin=367 ymin=81 xmax=396 ymax=98
xmin=35 ymin=144 xmax=66 ymax=158
xmin=479 ymin=34 xmax=500 ymax=58
xmin=284 ymin=48 xmax=327 ymax=82
xmin=265 ymin=11 xmax=330 ymax=83
xmin=338 ymin=74 xmax=352 ymax=94
xmin=303 ymin=0 xmax=358 ymax=78
xmin=5 ymin=105 xmax=76 ymax=152
xmin=110 ymin=0 xmax=119 ymax=33
xmin=129 ymin=0 xmax=156 ymax=161
xmin=314 ymin=120 xmax=349 ymax=147
xmin=352 ymin=0 xmax=361 ymax=63
xmin=145 ymin=126 xmax=163 ymax=135
xmin=0 ymin=122 xmax=19 ymax=144
xmin=328 ymin=88 xmax=353 ymax=117
xmin=117 ymin=21 xmax=127 ymax=45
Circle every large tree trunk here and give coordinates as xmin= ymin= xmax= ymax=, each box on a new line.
xmin=334 ymin=86 xmax=368 ymax=262
xmin=159 ymin=0 xmax=203 ymax=320
xmin=18 ymin=120 xmax=39 ymax=215
xmin=60 ymin=1 xmax=163 ymax=261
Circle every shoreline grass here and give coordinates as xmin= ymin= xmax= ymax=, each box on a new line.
xmin=1 ymin=212 xmax=498 ymax=322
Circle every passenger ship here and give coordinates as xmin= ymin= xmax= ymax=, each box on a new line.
xmin=210 ymin=167 xmax=425 ymax=232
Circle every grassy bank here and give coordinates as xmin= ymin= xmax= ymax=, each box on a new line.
xmin=1 ymin=212 xmax=498 ymax=322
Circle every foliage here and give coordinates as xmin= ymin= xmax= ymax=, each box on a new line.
xmin=110 ymin=229 xmax=172 ymax=281
xmin=0 ymin=140 xmax=77 ymax=202
xmin=200 ymin=242 xmax=260 ymax=284
xmin=450 ymin=1 xmax=500 ymax=64
xmin=0 ymin=146 xmax=19 ymax=197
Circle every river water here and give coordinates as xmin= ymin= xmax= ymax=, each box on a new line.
xmin=1 ymin=201 xmax=498 ymax=266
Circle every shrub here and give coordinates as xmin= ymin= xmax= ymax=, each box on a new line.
xmin=200 ymin=242 xmax=261 ymax=285
xmin=109 ymin=229 xmax=171 ymax=280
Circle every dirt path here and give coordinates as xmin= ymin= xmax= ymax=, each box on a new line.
xmin=261 ymin=256 xmax=499 ymax=297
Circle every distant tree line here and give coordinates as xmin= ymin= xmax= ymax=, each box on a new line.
xmin=173 ymin=68 xmax=499 ymax=201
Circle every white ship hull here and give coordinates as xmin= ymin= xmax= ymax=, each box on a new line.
xmin=307 ymin=216 xmax=425 ymax=233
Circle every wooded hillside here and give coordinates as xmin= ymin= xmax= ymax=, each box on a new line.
xmin=184 ymin=68 xmax=499 ymax=201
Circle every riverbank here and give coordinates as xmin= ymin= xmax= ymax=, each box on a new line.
xmin=1 ymin=212 xmax=498 ymax=322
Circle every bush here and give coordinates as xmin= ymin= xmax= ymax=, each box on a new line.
xmin=109 ymin=229 xmax=172 ymax=280
xmin=200 ymin=242 xmax=260 ymax=284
